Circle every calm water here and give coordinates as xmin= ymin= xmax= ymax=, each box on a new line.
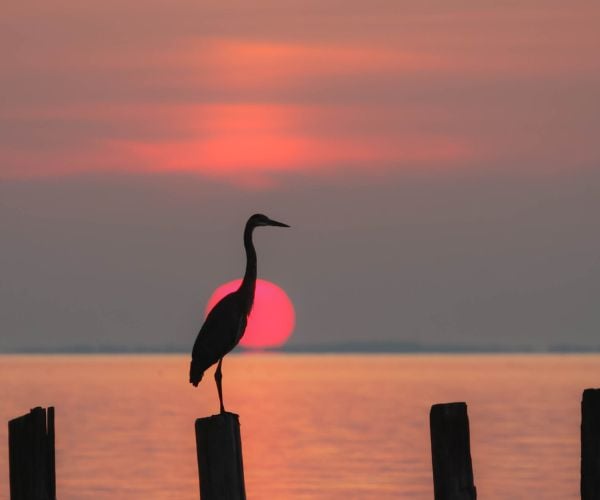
xmin=0 ymin=354 xmax=598 ymax=499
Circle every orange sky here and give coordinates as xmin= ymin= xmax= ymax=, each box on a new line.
xmin=1 ymin=1 xmax=599 ymax=185
xmin=1 ymin=1 xmax=600 ymax=353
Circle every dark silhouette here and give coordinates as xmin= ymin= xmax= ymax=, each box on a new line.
xmin=195 ymin=413 xmax=246 ymax=498
xmin=430 ymin=402 xmax=477 ymax=500
xmin=190 ymin=213 xmax=290 ymax=413
xmin=581 ymin=389 xmax=600 ymax=500
xmin=9 ymin=406 xmax=56 ymax=500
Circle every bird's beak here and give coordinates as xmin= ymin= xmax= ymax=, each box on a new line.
xmin=267 ymin=218 xmax=290 ymax=228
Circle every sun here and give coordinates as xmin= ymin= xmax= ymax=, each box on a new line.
xmin=205 ymin=279 xmax=295 ymax=349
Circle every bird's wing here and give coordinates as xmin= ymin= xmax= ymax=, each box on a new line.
xmin=191 ymin=292 xmax=245 ymax=367
xmin=234 ymin=314 xmax=248 ymax=345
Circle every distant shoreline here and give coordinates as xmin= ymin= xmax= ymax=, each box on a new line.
xmin=2 ymin=343 xmax=600 ymax=355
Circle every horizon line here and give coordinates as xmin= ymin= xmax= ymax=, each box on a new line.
xmin=2 ymin=343 xmax=600 ymax=355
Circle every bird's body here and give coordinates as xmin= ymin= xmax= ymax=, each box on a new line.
xmin=189 ymin=292 xmax=248 ymax=386
xmin=189 ymin=213 xmax=289 ymax=413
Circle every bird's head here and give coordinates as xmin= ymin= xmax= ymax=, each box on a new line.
xmin=247 ymin=213 xmax=290 ymax=229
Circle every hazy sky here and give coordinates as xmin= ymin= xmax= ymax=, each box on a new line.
xmin=1 ymin=1 xmax=599 ymax=350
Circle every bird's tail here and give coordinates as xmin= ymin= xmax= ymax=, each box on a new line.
xmin=189 ymin=359 xmax=205 ymax=387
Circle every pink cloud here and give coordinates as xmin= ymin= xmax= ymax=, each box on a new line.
xmin=1 ymin=100 xmax=472 ymax=186
xmin=115 ymin=104 xmax=471 ymax=186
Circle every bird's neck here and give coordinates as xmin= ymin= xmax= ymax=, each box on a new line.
xmin=239 ymin=223 xmax=257 ymax=314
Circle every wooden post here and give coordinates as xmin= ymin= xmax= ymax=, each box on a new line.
xmin=430 ymin=402 xmax=477 ymax=500
xmin=195 ymin=412 xmax=246 ymax=500
xmin=582 ymin=388 xmax=600 ymax=499
xmin=8 ymin=406 xmax=56 ymax=500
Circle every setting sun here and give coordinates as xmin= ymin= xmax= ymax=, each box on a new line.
xmin=205 ymin=278 xmax=295 ymax=349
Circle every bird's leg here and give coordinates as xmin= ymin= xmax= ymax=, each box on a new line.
xmin=214 ymin=358 xmax=225 ymax=414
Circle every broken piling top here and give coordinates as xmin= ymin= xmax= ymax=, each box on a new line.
xmin=430 ymin=402 xmax=477 ymax=500
xmin=8 ymin=406 xmax=56 ymax=500
xmin=195 ymin=411 xmax=246 ymax=500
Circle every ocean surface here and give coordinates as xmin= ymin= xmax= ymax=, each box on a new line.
xmin=0 ymin=354 xmax=598 ymax=499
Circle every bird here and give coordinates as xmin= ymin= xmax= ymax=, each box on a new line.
xmin=189 ymin=213 xmax=290 ymax=413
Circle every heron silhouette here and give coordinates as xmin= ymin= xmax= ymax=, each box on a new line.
xmin=189 ymin=213 xmax=290 ymax=413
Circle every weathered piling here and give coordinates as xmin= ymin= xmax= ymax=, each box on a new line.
xmin=8 ymin=406 xmax=56 ymax=500
xmin=195 ymin=412 xmax=246 ymax=500
xmin=582 ymin=388 xmax=600 ymax=499
xmin=430 ymin=402 xmax=477 ymax=500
